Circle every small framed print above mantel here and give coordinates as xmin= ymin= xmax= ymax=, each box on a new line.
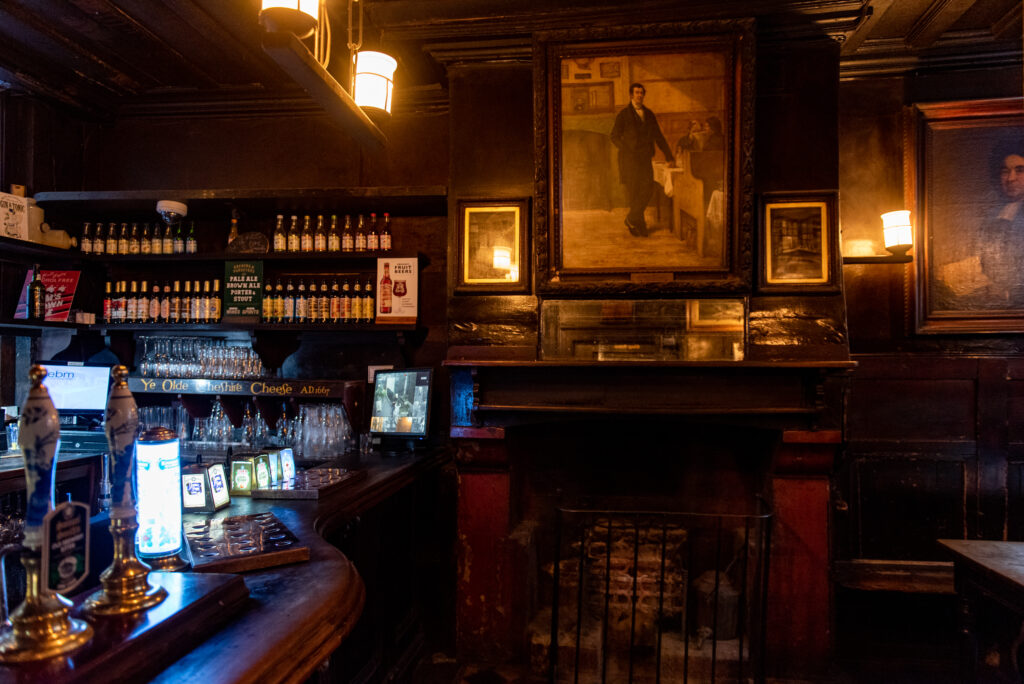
xmin=758 ymin=191 xmax=840 ymax=294
xmin=456 ymin=199 xmax=530 ymax=294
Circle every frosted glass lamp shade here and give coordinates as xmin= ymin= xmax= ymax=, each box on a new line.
xmin=881 ymin=210 xmax=913 ymax=255
xmin=353 ymin=51 xmax=397 ymax=112
xmin=259 ymin=0 xmax=319 ymax=39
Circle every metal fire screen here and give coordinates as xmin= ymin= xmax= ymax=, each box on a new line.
xmin=543 ymin=505 xmax=772 ymax=683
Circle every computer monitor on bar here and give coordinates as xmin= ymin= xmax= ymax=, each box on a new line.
xmin=368 ymin=367 xmax=432 ymax=454
xmin=35 ymin=361 xmax=111 ymax=430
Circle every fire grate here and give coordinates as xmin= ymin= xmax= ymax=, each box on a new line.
xmin=539 ymin=504 xmax=772 ymax=683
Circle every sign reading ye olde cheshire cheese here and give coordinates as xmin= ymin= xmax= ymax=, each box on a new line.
xmin=128 ymin=377 xmax=348 ymax=398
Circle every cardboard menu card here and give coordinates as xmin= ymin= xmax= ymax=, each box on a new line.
xmin=13 ymin=269 xmax=80 ymax=322
xmin=376 ymin=258 xmax=417 ymax=325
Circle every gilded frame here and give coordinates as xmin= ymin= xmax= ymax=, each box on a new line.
xmin=534 ymin=19 xmax=755 ymax=296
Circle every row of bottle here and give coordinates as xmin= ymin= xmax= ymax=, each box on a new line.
xmin=103 ymin=279 xmax=222 ymax=324
xmin=271 ymin=213 xmax=392 ymax=253
xmin=262 ymin=277 xmax=375 ymax=324
xmin=80 ymin=221 xmax=197 ymax=255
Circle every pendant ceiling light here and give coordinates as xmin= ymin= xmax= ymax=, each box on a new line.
xmin=347 ymin=0 xmax=397 ymax=113
xmin=259 ymin=0 xmax=319 ymax=40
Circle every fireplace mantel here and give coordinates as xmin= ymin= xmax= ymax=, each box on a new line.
xmin=445 ymin=359 xmax=855 ymax=433
xmin=445 ymin=358 xmax=851 ymax=676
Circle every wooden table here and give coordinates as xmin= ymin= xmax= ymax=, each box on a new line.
xmin=939 ymin=539 xmax=1024 ymax=683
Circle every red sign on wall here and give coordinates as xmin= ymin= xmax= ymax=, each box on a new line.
xmin=13 ymin=270 xmax=81 ymax=322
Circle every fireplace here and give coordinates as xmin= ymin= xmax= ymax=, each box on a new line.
xmin=447 ymin=360 xmax=850 ymax=679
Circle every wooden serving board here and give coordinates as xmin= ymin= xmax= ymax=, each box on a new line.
xmin=185 ymin=512 xmax=309 ymax=573
xmin=250 ymin=466 xmax=367 ymax=500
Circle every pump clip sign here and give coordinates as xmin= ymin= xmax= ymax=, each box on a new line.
xmin=41 ymin=501 xmax=90 ymax=594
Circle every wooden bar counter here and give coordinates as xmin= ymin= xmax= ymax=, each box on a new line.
xmin=75 ymin=448 xmax=445 ymax=684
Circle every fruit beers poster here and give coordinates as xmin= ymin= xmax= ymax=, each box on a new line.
xmin=376 ymin=258 xmax=417 ymax=324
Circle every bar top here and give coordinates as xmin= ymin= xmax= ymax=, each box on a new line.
xmin=146 ymin=448 xmax=446 ymax=683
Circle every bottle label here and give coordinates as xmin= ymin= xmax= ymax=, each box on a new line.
xmin=380 ymin=234 xmax=391 ymax=251
xmin=367 ymin=234 xmax=379 ymax=251
xmin=274 ymin=234 xmax=286 ymax=251
xmin=342 ymin=234 xmax=354 ymax=251
xmin=355 ymin=234 xmax=367 ymax=251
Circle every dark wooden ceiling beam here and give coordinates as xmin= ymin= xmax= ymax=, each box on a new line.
xmin=110 ymin=0 xmax=289 ymax=88
xmin=86 ymin=0 xmax=223 ymax=90
xmin=905 ymin=0 xmax=975 ymax=49
xmin=991 ymin=1 xmax=1024 ymax=41
xmin=0 ymin=63 xmax=110 ymax=119
xmin=840 ymin=0 xmax=894 ymax=55
xmin=0 ymin=4 xmax=138 ymax=98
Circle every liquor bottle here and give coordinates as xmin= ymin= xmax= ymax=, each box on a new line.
xmin=327 ymin=215 xmax=340 ymax=252
xmin=314 ymin=215 xmax=327 ymax=252
xmin=80 ymin=222 xmax=93 ymax=254
xmin=318 ymin=279 xmax=329 ymax=322
xmin=102 ymin=281 xmax=112 ymax=323
xmin=174 ymin=281 xmax=185 ymax=323
xmin=162 ymin=224 xmax=173 ymax=254
xmin=273 ymin=279 xmax=284 ymax=323
xmin=200 ymin=280 xmax=211 ymax=323
xmin=330 ymin=279 xmax=341 ymax=323
xmin=351 ymin=279 xmax=361 ymax=323
xmin=191 ymin=280 xmax=202 ymax=322
xmin=118 ymin=223 xmax=129 ymax=255
xmin=300 ymin=215 xmax=313 ymax=252
xmin=106 ymin=223 xmax=119 ymax=255
xmin=341 ymin=215 xmax=354 ymax=252
xmin=129 ymin=223 xmax=141 ymax=254
xmin=295 ymin=279 xmax=307 ymax=323
xmin=138 ymin=280 xmax=149 ymax=323
xmin=126 ymin=281 xmax=138 ymax=323
xmin=227 ymin=218 xmax=239 ymax=247
xmin=379 ymin=212 xmax=392 ymax=251
xmin=355 ymin=214 xmax=367 ymax=251
xmin=211 ymin=279 xmax=222 ymax=323
xmin=341 ymin=278 xmax=351 ymax=322
xmin=283 ymin=279 xmax=295 ymax=323
xmin=173 ymin=224 xmax=185 ymax=254
xmin=27 ymin=265 xmax=45 ymax=321
xmin=307 ymin=281 xmax=318 ymax=322
xmin=141 ymin=223 xmax=152 ymax=255
xmin=150 ymin=223 xmax=163 ymax=255
xmin=160 ymin=282 xmax=171 ymax=323
xmin=116 ymin=280 xmax=128 ymax=322
xmin=366 ymin=213 xmax=379 ymax=251
xmin=362 ymin=277 xmax=374 ymax=323
xmin=262 ymin=283 xmax=273 ymax=323
xmin=272 ymin=214 xmax=286 ymax=252
xmin=380 ymin=262 xmax=392 ymax=314
xmin=287 ymin=215 xmax=300 ymax=252
xmin=149 ymin=282 xmax=161 ymax=323
xmin=187 ymin=221 xmax=198 ymax=254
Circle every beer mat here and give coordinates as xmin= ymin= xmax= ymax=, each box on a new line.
xmin=251 ymin=466 xmax=367 ymax=500
xmin=185 ymin=512 xmax=309 ymax=573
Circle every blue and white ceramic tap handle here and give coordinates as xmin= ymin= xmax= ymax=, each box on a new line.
xmin=105 ymin=365 xmax=139 ymax=517
xmin=18 ymin=365 xmax=60 ymax=552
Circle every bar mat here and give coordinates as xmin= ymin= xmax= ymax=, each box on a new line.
xmin=250 ymin=466 xmax=367 ymax=500
xmin=185 ymin=512 xmax=308 ymax=573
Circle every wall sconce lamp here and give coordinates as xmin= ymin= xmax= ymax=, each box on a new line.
xmin=259 ymin=0 xmax=390 ymax=150
xmin=842 ymin=210 xmax=914 ymax=264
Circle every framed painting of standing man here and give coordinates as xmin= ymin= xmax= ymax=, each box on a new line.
xmin=912 ymin=99 xmax=1024 ymax=333
xmin=534 ymin=20 xmax=754 ymax=294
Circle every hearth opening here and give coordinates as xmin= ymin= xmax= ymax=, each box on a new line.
xmin=506 ymin=419 xmax=777 ymax=683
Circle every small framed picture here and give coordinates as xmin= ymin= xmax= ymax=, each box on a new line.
xmin=759 ymin=191 xmax=839 ymax=293
xmin=457 ymin=199 xmax=530 ymax=293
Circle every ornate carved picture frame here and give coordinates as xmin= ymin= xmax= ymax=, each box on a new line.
xmin=534 ymin=20 xmax=755 ymax=295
